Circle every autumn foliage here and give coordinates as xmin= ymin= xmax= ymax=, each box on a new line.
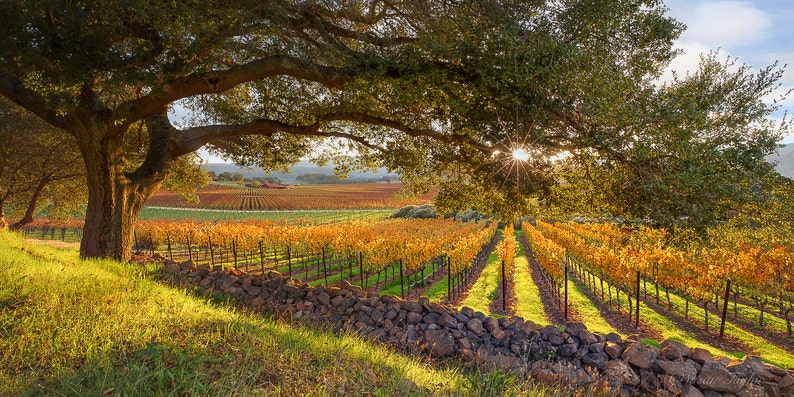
xmin=134 ymin=218 xmax=496 ymax=276
xmin=532 ymin=220 xmax=794 ymax=311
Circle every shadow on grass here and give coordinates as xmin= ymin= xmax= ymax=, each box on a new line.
xmin=16 ymin=265 xmax=464 ymax=396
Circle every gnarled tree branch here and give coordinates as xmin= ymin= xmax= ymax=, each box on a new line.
xmin=167 ymin=109 xmax=492 ymax=160
xmin=116 ymin=56 xmax=354 ymax=124
xmin=0 ymin=70 xmax=68 ymax=130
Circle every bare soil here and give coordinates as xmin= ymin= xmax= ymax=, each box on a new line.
xmin=25 ymin=239 xmax=80 ymax=249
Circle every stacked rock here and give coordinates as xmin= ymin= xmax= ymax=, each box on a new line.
xmin=162 ymin=260 xmax=794 ymax=396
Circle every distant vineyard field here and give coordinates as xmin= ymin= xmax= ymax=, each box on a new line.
xmin=146 ymin=183 xmax=437 ymax=210
xmin=138 ymin=207 xmax=395 ymax=223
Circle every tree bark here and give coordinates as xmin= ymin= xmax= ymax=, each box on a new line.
xmin=75 ymin=112 xmax=171 ymax=261
xmin=79 ymin=146 xmax=150 ymax=261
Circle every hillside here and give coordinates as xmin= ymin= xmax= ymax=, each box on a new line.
xmin=203 ymin=160 xmax=396 ymax=183
xmin=209 ymin=146 xmax=794 ymax=182
xmin=0 ymin=230 xmax=560 ymax=396
xmin=147 ymin=183 xmax=436 ymax=210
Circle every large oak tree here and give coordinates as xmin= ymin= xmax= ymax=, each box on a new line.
xmin=0 ymin=0 xmax=785 ymax=260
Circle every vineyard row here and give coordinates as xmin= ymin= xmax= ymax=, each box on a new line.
xmin=524 ymin=221 xmax=794 ymax=339
xmin=131 ymin=218 xmax=498 ymax=301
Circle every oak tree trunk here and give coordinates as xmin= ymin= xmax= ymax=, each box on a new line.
xmin=80 ymin=149 xmax=152 ymax=261
xmin=75 ymin=115 xmax=170 ymax=262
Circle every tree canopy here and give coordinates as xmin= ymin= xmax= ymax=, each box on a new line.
xmin=547 ymin=53 xmax=789 ymax=233
xmin=0 ymin=0 xmax=788 ymax=260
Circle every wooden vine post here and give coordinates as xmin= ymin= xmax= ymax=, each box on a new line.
xmin=358 ymin=251 xmax=364 ymax=287
xmin=635 ymin=270 xmax=641 ymax=329
xmin=322 ymin=247 xmax=328 ymax=286
xmin=720 ymin=279 xmax=731 ymax=339
xmin=447 ymin=256 xmax=452 ymax=301
xmin=232 ymin=239 xmax=238 ymax=269
xmin=287 ymin=246 xmax=292 ymax=278
xmin=186 ymin=234 xmax=192 ymax=262
xmin=259 ymin=241 xmax=265 ymax=274
xmin=399 ymin=259 xmax=405 ymax=299
xmin=166 ymin=232 xmax=173 ymax=261
xmin=303 ymin=251 xmax=309 ymax=280
xmin=209 ymin=237 xmax=215 ymax=266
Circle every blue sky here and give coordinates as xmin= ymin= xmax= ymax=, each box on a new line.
xmin=663 ymin=0 xmax=794 ymax=142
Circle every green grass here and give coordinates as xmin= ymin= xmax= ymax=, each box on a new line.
xmin=569 ymin=258 xmax=794 ymax=369
xmin=20 ymin=227 xmax=83 ymax=243
xmin=635 ymin=299 xmax=738 ymax=357
xmin=569 ymin=259 xmax=735 ymax=356
xmin=357 ymin=263 xmax=402 ymax=290
xmin=140 ymin=206 xmax=393 ymax=223
xmin=640 ymin=278 xmax=794 ymax=369
xmin=512 ymin=231 xmax=548 ymax=326
xmin=379 ymin=261 xmax=440 ymax=297
xmin=380 ymin=276 xmax=407 ymax=297
xmin=307 ymin=258 xmax=359 ymax=287
xmin=424 ymin=274 xmax=452 ymax=302
xmin=565 ymin=278 xmax=619 ymax=336
xmin=459 ymin=248 xmax=502 ymax=316
xmin=722 ymin=288 xmax=792 ymax=336
xmin=0 ymin=229 xmax=585 ymax=396
xmin=514 ymin=229 xmax=617 ymax=334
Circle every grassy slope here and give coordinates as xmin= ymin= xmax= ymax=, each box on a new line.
xmin=139 ymin=207 xmax=393 ymax=223
xmin=565 ymin=278 xmax=619 ymax=336
xmin=641 ymin=281 xmax=794 ymax=368
xmin=0 ymin=231 xmax=573 ymax=396
xmin=459 ymin=251 xmax=502 ymax=316
xmin=571 ymin=262 xmax=794 ymax=368
xmin=423 ymin=273 xmax=453 ymax=303
xmin=457 ymin=229 xmax=504 ymax=316
xmin=0 ymin=232 xmax=446 ymax=395
xmin=570 ymin=262 xmax=736 ymax=357
xmin=514 ymin=229 xmax=617 ymax=334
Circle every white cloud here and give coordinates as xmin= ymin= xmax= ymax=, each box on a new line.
xmin=674 ymin=1 xmax=771 ymax=48
xmin=659 ymin=2 xmax=777 ymax=82
xmin=661 ymin=1 xmax=793 ymax=144
xmin=659 ymin=42 xmax=712 ymax=82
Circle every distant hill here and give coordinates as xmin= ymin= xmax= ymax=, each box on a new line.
xmin=202 ymin=160 xmax=396 ymax=183
xmin=205 ymin=146 xmax=794 ymax=183
xmin=768 ymin=144 xmax=794 ymax=178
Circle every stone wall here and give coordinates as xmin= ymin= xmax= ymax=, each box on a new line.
xmin=162 ymin=259 xmax=794 ymax=397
